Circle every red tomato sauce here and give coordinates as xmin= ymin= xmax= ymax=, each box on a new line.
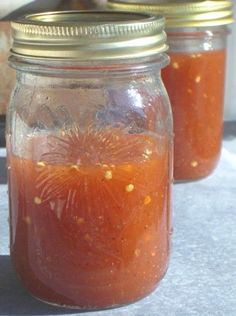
xmin=8 ymin=127 xmax=171 ymax=308
xmin=162 ymin=50 xmax=226 ymax=181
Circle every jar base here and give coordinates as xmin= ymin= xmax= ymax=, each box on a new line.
xmin=28 ymin=268 xmax=169 ymax=311
xmin=174 ymin=170 xmax=216 ymax=183
xmin=173 ymin=156 xmax=221 ymax=183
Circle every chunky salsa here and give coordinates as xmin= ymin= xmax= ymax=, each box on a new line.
xmin=8 ymin=126 xmax=171 ymax=308
xmin=162 ymin=50 xmax=226 ymax=181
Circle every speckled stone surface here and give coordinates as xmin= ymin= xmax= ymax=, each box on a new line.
xmin=0 ymin=136 xmax=236 ymax=316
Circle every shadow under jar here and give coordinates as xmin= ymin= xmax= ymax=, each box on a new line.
xmin=7 ymin=11 xmax=173 ymax=309
xmin=108 ymin=0 xmax=233 ymax=182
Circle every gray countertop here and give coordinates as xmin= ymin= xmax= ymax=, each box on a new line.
xmin=0 ymin=125 xmax=236 ymax=316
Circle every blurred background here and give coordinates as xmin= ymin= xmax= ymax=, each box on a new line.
xmin=0 ymin=0 xmax=235 ymax=142
xmin=0 ymin=1 xmax=106 ymax=124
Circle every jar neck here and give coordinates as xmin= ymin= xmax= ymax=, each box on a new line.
xmin=166 ymin=26 xmax=229 ymax=53
xmin=9 ymin=53 xmax=169 ymax=78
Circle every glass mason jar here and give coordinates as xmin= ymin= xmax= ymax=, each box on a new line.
xmin=7 ymin=11 xmax=173 ymax=309
xmin=108 ymin=0 xmax=234 ymax=182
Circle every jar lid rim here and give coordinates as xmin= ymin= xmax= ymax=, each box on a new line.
xmin=108 ymin=0 xmax=234 ymax=27
xmin=11 ymin=10 xmax=168 ymax=60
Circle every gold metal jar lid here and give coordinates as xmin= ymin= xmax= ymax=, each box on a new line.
xmin=10 ymin=10 xmax=167 ymax=60
xmin=108 ymin=1 xmax=234 ymax=27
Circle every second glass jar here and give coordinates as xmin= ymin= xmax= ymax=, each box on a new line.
xmin=108 ymin=0 xmax=234 ymax=181
xmin=162 ymin=25 xmax=229 ymax=181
